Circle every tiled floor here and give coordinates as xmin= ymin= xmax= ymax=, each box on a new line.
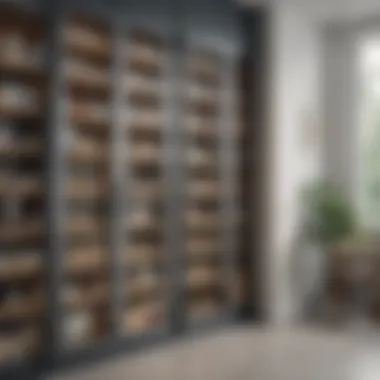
xmin=49 ymin=326 xmax=380 ymax=380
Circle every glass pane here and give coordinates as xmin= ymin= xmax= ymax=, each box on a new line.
xmin=0 ymin=6 xmax=46 ymax=364
xmin=122 ymin=29 xmax=167 ymax=335
xmin=184 ymin=51 xmax=226 ymax=324
xmin=61 ymin=13 xmax=112 ymax=350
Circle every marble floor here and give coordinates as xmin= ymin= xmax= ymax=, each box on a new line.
xmin=49 ymin=326 xmax=380 ymax=380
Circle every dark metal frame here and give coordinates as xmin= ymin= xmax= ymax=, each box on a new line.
xmin=161 ymin=1 xmax=188 ymax=334
xmin=45 ymin=0 xmax=66 ymax=363
xmin=110 ymin=12 xmax=127 ymax=338
xmin=238 ymin=7 xmax=268 ymax=320
xmin=220 ymin=55 xmax=240 ymax=319
xmin=0 ymin=0 xmax=242 ymax=378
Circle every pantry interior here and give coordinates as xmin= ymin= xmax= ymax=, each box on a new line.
xmin=0 ymin=0 xmax=264 ymax=377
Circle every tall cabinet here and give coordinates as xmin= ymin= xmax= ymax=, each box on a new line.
xmin=0 ymin=0 xmax=242 ymax=377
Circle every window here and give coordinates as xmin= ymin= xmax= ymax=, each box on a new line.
xmin=358 ymin=37 xmax=380 ymax=227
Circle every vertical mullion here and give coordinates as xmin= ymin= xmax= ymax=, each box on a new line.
xmin=219 ymin=56 xmax=239 ymax=316
xmin=182 ymin=42 xmax=194 ymax=327
xmin=162 ymin=34 xmax=187 ymax=333
xmin=110 ymin=18 xmax=127 ymax=337
xmin=45 ymin=0 xmax=66 ymax=358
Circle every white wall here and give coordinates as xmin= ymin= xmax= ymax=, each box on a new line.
xmin=265 ymin=1 xmax=322 ymax=324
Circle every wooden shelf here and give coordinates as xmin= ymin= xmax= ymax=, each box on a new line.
xmin=65 ymin=247 xmax=107 ymax=275
xmin=126 ymin=77 xmax=161 ymax=107
xmin=0 ymin=103 xmax=42 ymax=121
xmin=0 ymin=291 xmax=44 ymax=322
xmin=0 ymin=139 xmax=43 ymax=158
xmin=68 ymin=102 xmax=110 ymax=130
xmin=187 ymin=149 xmax=217 ymax=169
xmin=124 ymin=245 xmax=161 ymax=267
xmin=187 ymin=254 xmax=221 ymax=267
xmin=187 ymin=85 xmax=220 ymax=109
xmin=128 ymin=93 xmax=161 ymax=109
xmin=63 ymin=283 xmax=108 ymax=311
xmin=64 ymin=41 xmax=110 ymax=63
xmin=125 ymin=275 xmax=162 ymax=299
xmin=0 ymin=253 xmax=42 ymax=281
xmin=69 ymin=140 xmax=107 ymax=163
xmin=125 ymin=74 xmax=161 ymax=95
xmin=122 ymin=302 xmax=164 ymax=334
xmin=0 ymin=58 xmax=44 ymax=82
xmin=132 ymin=181 xmax=162 ymax=201
xmin=0 ymin=81 xmax=44 ymax=119
xmin=188 ymin=181 xmax=219 ymax=199
xmin=186 ymin=239 xmax=220 ymax=255
xmin=190 ymin=101 xmax=218 ymax=117
xmin=128 ymin=42 xmax=163 ymax=63
xmin=0 ymin=177 xmax=42 ymax=197
xmin=127 ymin=44 xmax=164 ymax=77
xmin=0 ymin=327 xmax=40 ymax=364
xmin=128 ymin=111 xmax=163 ymax=133
xmin=127 ymin=62 xmax=162 ymax=79
xmin=129 ymin=144 xmax=161 ymax=165
xmin=126 ymin=212 xmax=161 ymax=232
xmin=188 ymin=55 xmax=221 ymax=86
xmin=65 ymin=58 xmax=109 ymax=93
xmin=186 ymin=210 xmax=220 ymax=229
xmin=188 ymin=301 xmax=221 ymax=321
xmin=66 ymin=75 xmax=110 ymax=96
xmin=187 ymin=268 xmax=220 ymax=289
xmin=65 ymin=217 xmax=106 ymax=237
xmin=62 ymin=311 xmax=106 ymax=350
xmin=186 ymin=116 xmax=217 ymax=138
xmin=0 ymin=219 xmax=44 ymax=244
xmin=64 ymin=16 xmax=110 ymax=62
xmin=0 ymin=4 xmax=44 ymax=36
xmin=66 ymin=179 xmax=108 ymax=199
xmin=188 ymin=252 xmax=220 ymax=262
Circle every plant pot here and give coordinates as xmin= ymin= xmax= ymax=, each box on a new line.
xmin=291 ymin=237 xmax=327 ymax=321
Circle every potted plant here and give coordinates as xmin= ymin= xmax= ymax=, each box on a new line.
xmin=295 ymin=181 xmax=356 ymax=320
xmin=303 ymin=182 xmax=356 ymax=246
